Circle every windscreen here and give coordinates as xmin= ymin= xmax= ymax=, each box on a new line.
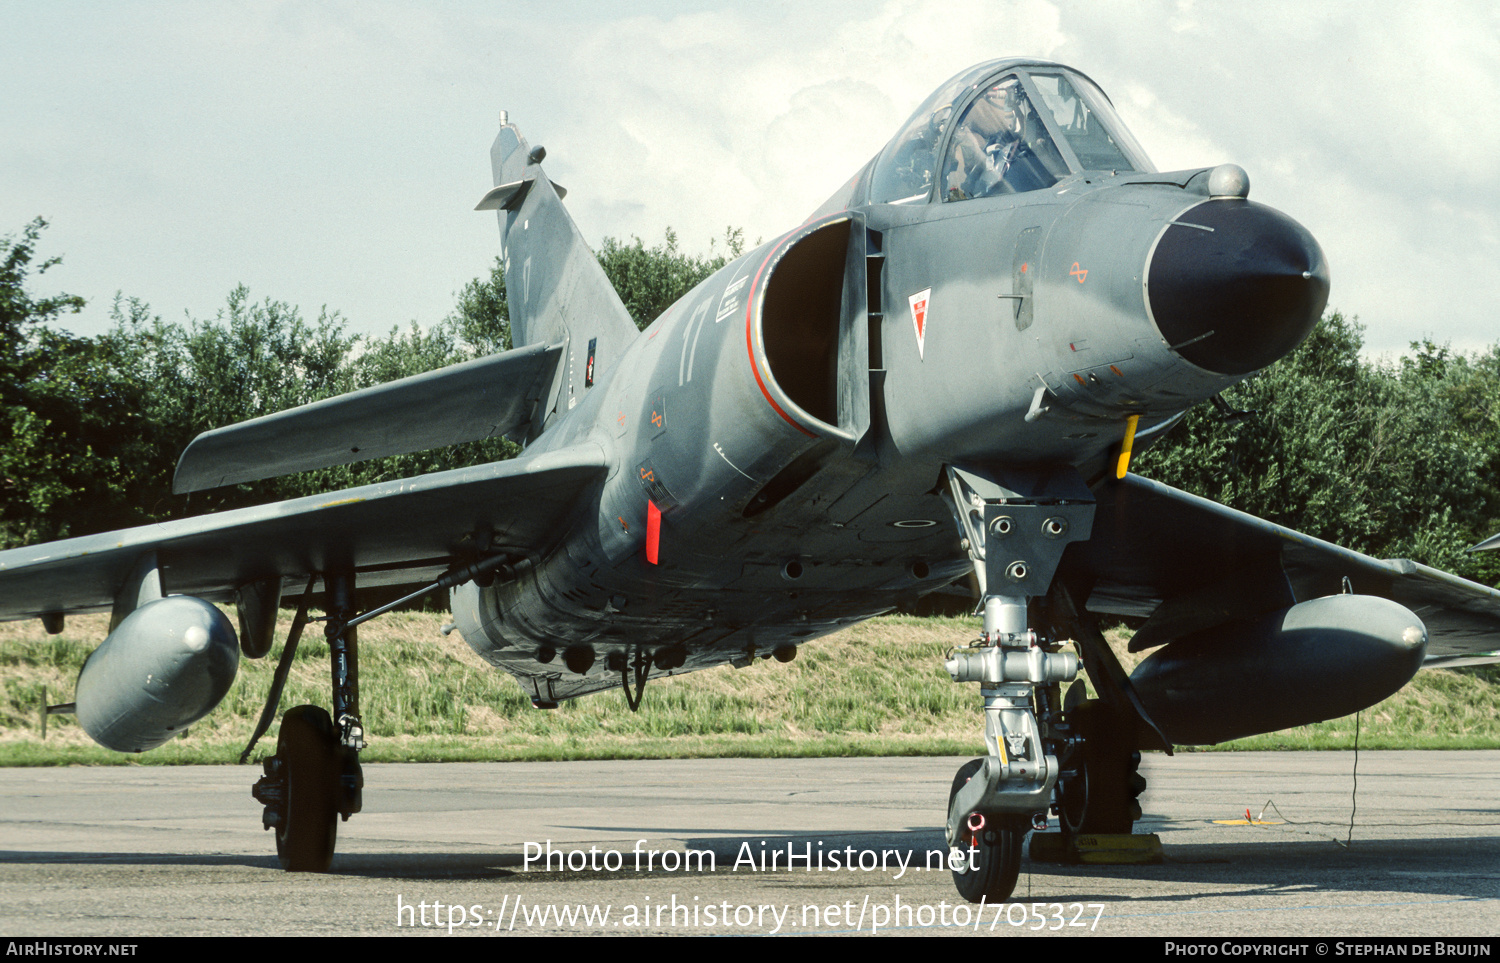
xmin=868 ymin=72 xmax=981 ymax=204
xmin=1026 ymin=71 xmax=1154 ymax=173
xmin=941 ymin=75 xmax=1070 ymax=200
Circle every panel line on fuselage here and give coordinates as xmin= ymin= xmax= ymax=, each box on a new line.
xmin=680 ymin=297 xmax=713 ymax=386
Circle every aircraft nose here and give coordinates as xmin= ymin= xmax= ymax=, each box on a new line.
xmin=1146 ymin=199 xmax=1329 ymax=376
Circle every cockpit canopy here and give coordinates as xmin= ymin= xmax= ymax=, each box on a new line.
xmin=868 ymin=61 xmax=1154 ymax=205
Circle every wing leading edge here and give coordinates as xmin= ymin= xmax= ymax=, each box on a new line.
xmin=0 ymin=443 xmax=607 ymax=623
xmin=1071 ymin=473 xmax=1500 ymax=667
xmin=172 ymin=341 xmax=565 ymax=494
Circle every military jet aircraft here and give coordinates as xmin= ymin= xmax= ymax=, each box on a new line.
xmin=4 ymin=58 xmax=1500 ymax=904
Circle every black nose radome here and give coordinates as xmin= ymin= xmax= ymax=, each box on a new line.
xmin=1146 ymin=199 xmax=1329 ymax=376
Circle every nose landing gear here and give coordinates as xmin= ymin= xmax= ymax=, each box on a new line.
xmin=941 ymin=466 xmax=1095 ymax=903
xmin=948 ymin=760 xmax=1027 ymax=902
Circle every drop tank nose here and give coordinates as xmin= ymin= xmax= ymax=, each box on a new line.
xmin=1146 ymin=198 xmax=1329 ymax=376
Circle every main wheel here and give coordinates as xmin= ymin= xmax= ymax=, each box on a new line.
xmin=948 ymin=759 xmax=1025 ymax=903
xmin=1057 ymin=700 xmax=1142 ymax=836
xmin=274 ymin=704 xmax=339 ymax=872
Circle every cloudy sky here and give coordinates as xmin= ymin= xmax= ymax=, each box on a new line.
xmin=3 ymin=0 xmax=1496 ymax=355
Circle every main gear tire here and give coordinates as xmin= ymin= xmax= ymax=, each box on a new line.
xmin=948 ymin=759 xmax=1025 ymax=903
xmin=274 ymin=704 xmax=339 ymax=872
xmin=1057 ymin=700 xmax=1142 ymax=837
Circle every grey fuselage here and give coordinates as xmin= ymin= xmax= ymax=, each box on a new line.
xmin=452 ymin=59 xmax=1328 ymax=704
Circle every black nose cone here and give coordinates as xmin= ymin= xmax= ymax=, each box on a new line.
xmin=1147 ymin=199 xmax=1329 ymax=376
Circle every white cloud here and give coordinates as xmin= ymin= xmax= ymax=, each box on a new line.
xmin=2 ymin=0 xmax=1495 ymax=354
xmin=531 ymin=0 xmax=1071 ymax=252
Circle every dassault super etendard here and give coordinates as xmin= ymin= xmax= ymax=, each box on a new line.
xmin=5 ymin=59 xmax=1499 ymax=903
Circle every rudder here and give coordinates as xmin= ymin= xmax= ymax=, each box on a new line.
xmin=478 ymin=116 xmax=640 ymax=433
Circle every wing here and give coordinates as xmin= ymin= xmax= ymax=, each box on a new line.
xmin=172 ymin=341 xmax=564 ymax=493
xmin=0 ymin=443 xmax=606 ymax=622
xmin=1068 ymin=473 xmax=1500 ymax=668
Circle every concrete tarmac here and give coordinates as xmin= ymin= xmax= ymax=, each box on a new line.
xmin=1 ymin=751 xmax=1497 ymax=937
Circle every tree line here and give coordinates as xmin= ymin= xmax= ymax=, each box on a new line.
xmin=2 ymin=217 xmax=1496 ymax=588
xmin=1133 ymin=312 xmax=1500 ymax=587
xmin=0 ymin=219 xmax=740 ymax=547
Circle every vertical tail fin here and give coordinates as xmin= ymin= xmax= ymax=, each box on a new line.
xmin=477 ymin=116 xmax=640 ymax=432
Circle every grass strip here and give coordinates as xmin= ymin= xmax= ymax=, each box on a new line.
xmin=3 ymin=611 xmax=1496 ymax=765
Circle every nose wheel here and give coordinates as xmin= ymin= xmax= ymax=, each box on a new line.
xmin=948 ymin=759 xmax=1025 ymax=903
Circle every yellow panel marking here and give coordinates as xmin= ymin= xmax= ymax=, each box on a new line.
xmin=1213 ymin=819 xmax=1284 ymax=825
xmin=1114 ymin=414 xmax=1140 ymax=479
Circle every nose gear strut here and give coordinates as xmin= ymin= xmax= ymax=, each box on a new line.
xmin=942 ymin=466 xmax=1094 ymax=903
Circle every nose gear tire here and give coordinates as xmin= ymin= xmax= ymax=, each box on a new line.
xmin=948 ymin=759 xmax=1026 ymax=903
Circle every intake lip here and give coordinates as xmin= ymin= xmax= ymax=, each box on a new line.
xmin=1146 ymin=199 xmax=1329 ymax=376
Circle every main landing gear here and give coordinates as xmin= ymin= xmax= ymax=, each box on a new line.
xmin=262 ymin=704 xmax=341 ymax=871
xmin=250 ymin=573 xmax=365 ymax=872
xmin=245 ymin=557 xmax=514 ymax=871
xmin=941 ymin=465 xmax=1154 ymax=903
xmin=1055 ymin=697 xmax=1145 ymax=837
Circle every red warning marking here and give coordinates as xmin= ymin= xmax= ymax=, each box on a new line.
xmin=618 ymin=516 xmax=629 ymax=531
xmin=1021 ymin=262 xmax=1028 ymax=274
xmin=1110 ymin=364 xmax=1124 ymax=377
xmin=908 ymin=288 xmax=932 ymax=359
xmin=617 ymin=410 xmax=626 ymax=426
xmin=651 ymin=410 xmax=663 ymax=428
xmin=1070 ymin=262 xmax=1088 ymax=283
xmin=639 ymin=467 xmax=655 ymax=484
xmin=646 ymin=500 xmax=661 ymax=565
xmin=1073 ymin=373 xmax=1087 ymax=386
